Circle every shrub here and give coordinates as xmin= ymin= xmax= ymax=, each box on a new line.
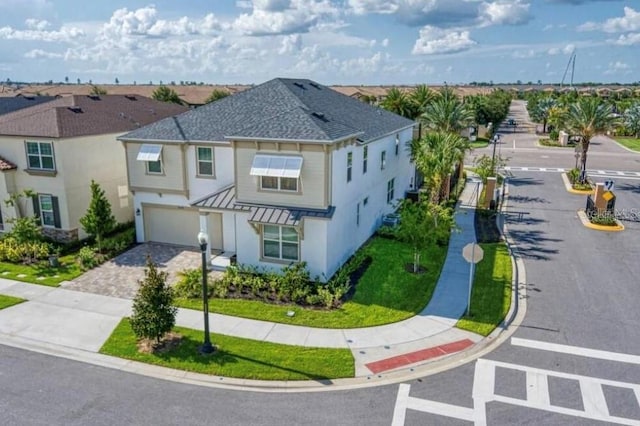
xmin=101 ymin=227 xmax=136 ymax=255
xmin=376 ymin=225 xmax=398 ymax=240
xmin=77 ymin=246 xmax=100 ymax=270
xmin=0 ymin=237 xmax=50 ymax=263
xmin=567 ymin=168 xmax=580 ymax=184
xmin=590 ymin=214 xmax=618 ymax=226
xmin=549 ymin=129 xmax=559 ymax=141
xmin=174 ymin=268 xmax=205 ymax=299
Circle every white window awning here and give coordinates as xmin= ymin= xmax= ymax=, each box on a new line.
xmin=250 ymin=155 xmax=303 ymax=178
xmin=136 ymin=144 xmax=163 ymax=162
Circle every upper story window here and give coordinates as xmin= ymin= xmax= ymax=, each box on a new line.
xmin=26 ymin=141 xmax=55 ymax=171
xmin=250 ymin=154 xmax=303 ymax=193
xmin=136 ymin=144 xmax=163 ymax=175
xmin=347 ymin=152 xmax=353 ymax=182
xmin=381 ymin=150 xmax=387 ymax=170
xmin=197 ymin=146 xmax=215 ymax=177
xmin=363 ymin=146 xmax=368 ymax=174
xmin=387 ymin=178 xmax=395 ymax=204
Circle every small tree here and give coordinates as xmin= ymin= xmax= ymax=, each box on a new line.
xmin=130 ymin=257 xmax=177 ymax=345
xmin=152 ymin=85 xmax=183 ymax=104
xmin=205 ymin=89 xmax=230 ymax=104
xmin=90 ymin=85 xmax=107 ymax=95
xmin=79 ymin=180 xmax=116 ymax=253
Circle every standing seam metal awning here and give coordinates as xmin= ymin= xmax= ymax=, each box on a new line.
xmin=249 ymin=155 xmax=303 ymax=178
xmin=136 ymin=144 xmax=163 ymax=161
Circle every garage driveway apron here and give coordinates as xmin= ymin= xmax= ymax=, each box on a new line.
xmin=62 ymin=243 xmax=217 ymax=299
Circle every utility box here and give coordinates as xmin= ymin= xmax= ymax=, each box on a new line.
xmin=559 ymin=130 xmax=569 ymax=146
xmin=484 ymin=177 xmax=497 ymax=209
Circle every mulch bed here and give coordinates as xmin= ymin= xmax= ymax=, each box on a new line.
xmin=137 ymin=332 xmax=183 ymax=354
xmin=475 ymin=209 xmax=502 ymax=243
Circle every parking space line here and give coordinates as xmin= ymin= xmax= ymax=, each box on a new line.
xmin=511 ymin=337 xmax=640 ymax=365
xmin=526 ymin=371 xmax=550 ymax=406
xmin=580 ymin=380 xmax=609 ymax=418
xmin=391 ymin=384 xmax=410 ymax=426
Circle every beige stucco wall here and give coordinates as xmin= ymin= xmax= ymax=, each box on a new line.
xmin=125 ymin=142 xmax=186 ymax=194
xmin=234 ymin=141 xmax=328 ymax=209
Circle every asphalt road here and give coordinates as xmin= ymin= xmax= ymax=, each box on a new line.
xmin=3 ymin=100 xmax=640 ymax=425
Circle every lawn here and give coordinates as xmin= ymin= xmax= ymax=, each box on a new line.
xmin=469 ymin=137 xmax=490 ymax=149
xmin=0 ymin=294 xmax=26 ymax=310
xmin=456 ymin=242 xmax=512 ymax=336
xmin=614 ymin=137 xmax=640 ymax=152
xmin=176 ymin=237 xmax=448 ymax=329
xmin=101 ymin=319 xmax=354 ymax=381
xmin=0 ymin=255 xmax=83 ymax=287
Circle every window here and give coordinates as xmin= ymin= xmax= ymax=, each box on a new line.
xmin=263 ymin=225 xmax=299 ymax=261
xmin=146 ymin=159 xmax=162 ymax=174
xmin=356 ymin=202 xmax=360 ymax=226
xmin=347 ymin=152 xmax=353 ymax=182
xmin=0 ymin=205 xmax=3 ymax=231
xmin=26 ymin=141 xmax=55 ymax=171
xmin=381 ymin=150 xmax=386 ymax=170
xmin=363 ymin=146 xmax=368 ymax=174
xmin=363 ymin=196 xmax=369 ymax=206
xmin=387 ymin=178 xmax=395 ymax=204
xmin=395 ymin=135 xmax=400 ymax=156
xmin=260 ymin=176 xmax=298 ymax=192
xmin=197 ymin=146 xmax=214 ymax=177
xmin=38 ymin=194 xmax=55 ymax=227
xmin=136 ymin=144 xmax=163 ymax=175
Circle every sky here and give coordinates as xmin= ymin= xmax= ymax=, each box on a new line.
xmin=0 ymin=0 xmax=638 ymax=86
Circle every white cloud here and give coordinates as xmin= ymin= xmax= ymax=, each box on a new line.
xmin=610 ymin=32 xmax=640 ymax=46
xmin=24 ymin=49 xmax=63 ymax=59
xmin=604 ymin=60 xmax=631 ymax=74
xmin=233 ymin=0 xmax=340 ymax=35
xmin=412 ymin=26 xmax=476 ymax=55
xmin=578 ymin=7 xmax=640 ymax=33
xmin=547 ymin=43 xmax=574 ymax=55
xmin=25 ymin=18 xmax=50 ymax=30
xmin=381 ymin=38 xmax=389 ymax=47
xmin=348 ymin=0 xmax=398 ymax=15
xmin=278 ymin=34 xmax=302 ymax=54
xmin=512 ymin=49 xmax=535 ymax=58
xmin=0 ymin=24 xmax=84 ymax=42
xmin=478 ymin=0 xmax=531 ymax=27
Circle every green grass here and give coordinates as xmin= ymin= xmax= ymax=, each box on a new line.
xmin=539 ymin=138 xmax=572 ymax=148
xmin=0 ymin=255 xmax=83 ymax=287
xmin=0 ymin=294 xmax=26 ymax=310
xmin=456 ymin=243 xmax=512 ymax=336
xmin=176 ymin=237 xmax=448 ymax=329
xmin=100 ymin=318 xmax=354 ymax=380
xmin=469 ymin=137 xmax=490 ymax=149
xmin=614 ymin=137 xmax=640 ymax=152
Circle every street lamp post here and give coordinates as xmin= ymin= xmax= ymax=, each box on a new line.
xmin=197 ymin=231 xmax=214 ymax=354
xmin=491 ymin=133 xmax=500 ymax=174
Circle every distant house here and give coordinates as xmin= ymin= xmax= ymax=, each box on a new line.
xmin=0 ymin=95 xmax=187 ymax=240
xmin=0 ymin=95 xmax=57 ymax=116
xmin=119 ymin=78 xmax=416 ymax=280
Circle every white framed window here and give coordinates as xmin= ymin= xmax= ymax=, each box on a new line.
xmin=263 ymin=225 xmax=299 ymax=261
xmin=260 ymin=176 xmax=298 ymax=192
xmin=363 ymin=146 xmax=368 ymax=174
xmin=387 ymin=178 xmax=395 ymax=204
xmin=196 ymin=146 xmax=214 ymax=177
xmin=381 ymin=150 xmax=386 ymax=170
xmin=39 ymin=194 xmax=55 ymax=227
xmin=146 ymin=159 xmax=162 ymax=174
xmin=136 ymin=144 xmax=163 ymax=175
xmin=395 ymin=135 xmax=400 ymax=156
xmin=26 ymin=141 xmax=55 ymax=171
xmin=347 ymin=152 xmax=353 ymax=182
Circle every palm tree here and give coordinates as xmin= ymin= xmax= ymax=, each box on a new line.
xmin=410 ymin=84 xmax=436 ymax=119
xmin=623 ymin=103 xmax=640 ymax=138
xmin=532 ymin=97 xmax=556 ymax=133
xmin=409 ymin=131 xmax=469 ymax=203
xmin=420 ymin=88 xmax=474 ymax=134
xmin=563 ymin=97 xmax=618 ymax=180
xmin=380 ymin=87 xmax=412 ymax=119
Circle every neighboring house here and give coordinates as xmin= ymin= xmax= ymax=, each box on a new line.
xmin=0 ymin=95 xmax=57 ymax=115
xmin=119 ymin=78 xmax=416 ymax=280
xmin=0 ymin=95 xmax=187 ymax=241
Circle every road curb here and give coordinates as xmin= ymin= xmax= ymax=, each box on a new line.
xmin=576 ymin=209 xmax=624 ymax=232
xmin=561 ymin=172 xmax=594 ymax=195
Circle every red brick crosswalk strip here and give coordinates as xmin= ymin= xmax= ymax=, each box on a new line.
xmin=364 ymin=339 xmax=474 ymax=374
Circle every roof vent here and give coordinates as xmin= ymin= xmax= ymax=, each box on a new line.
xmin=68 ymin=106 xmax=83 ymax=113
xmin=293 ymin=82 xmax=306 ymax=90
xmin=312 ymin=111 xmax=328 ymax=122
xmin=125 ymin=94 xmax=137 ymax=100
xmin=309 ymin=82 xmax=321 ymax=90
xmin=87 ymin=94 xmax=100 ymax=100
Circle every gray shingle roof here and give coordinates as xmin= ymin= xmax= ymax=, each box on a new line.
xmin=120 ymin=78 xmax=415 ymax=144
xmin=0 ymin=96 xmax=57 ymax=116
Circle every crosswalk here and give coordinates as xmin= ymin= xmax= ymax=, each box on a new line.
xmin=391 ymin=338 xmax=640 ymax=425
xmin=504 ymin=166 xmax=640 ymax=179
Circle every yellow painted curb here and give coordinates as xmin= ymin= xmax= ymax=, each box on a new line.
xmin=577 ymin=209 xmax=624 ymax=232
xmin=561 ymin=172 xmax=593 ymax=195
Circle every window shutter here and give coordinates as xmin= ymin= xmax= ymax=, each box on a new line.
xmin=52 ymin=196 xmax=61 ymax=229
xmin=31 ymin=195 xmax=41 ymax=223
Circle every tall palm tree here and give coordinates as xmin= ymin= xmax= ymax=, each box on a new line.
xmin=420 ymin=88 xmax=474 ymax=134
xmin=563 ymin=97 xmax=618 ymax=180
xmin=410 ymin=84 xmax=436 ymax=119
xmin=533 ymin=97 xmax=557 ymax=133
xmin=409 ymin=131 xmax=469 ymax=203
xmin=380 ymin=87 xmax=412 ymax=119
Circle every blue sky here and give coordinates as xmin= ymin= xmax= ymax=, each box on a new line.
xmin=0 ymin=0 xmax=638 ymax=85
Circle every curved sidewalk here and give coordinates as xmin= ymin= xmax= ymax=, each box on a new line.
xmin=0 ymin=177 xmax=485 ymax=378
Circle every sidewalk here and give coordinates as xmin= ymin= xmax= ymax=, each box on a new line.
xmin=0 ymin=177 xmax=487 ymax=381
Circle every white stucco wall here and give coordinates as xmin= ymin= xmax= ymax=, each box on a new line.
xmin=185 ymin=144 xmax=234 ymax=200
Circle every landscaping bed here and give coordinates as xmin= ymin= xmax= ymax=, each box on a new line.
xmin=475 ymin=209 xmax=502 ymax=243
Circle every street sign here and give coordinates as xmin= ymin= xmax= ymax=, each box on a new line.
xmin=604 ymin=180 xmax=614 ymax=191
xmin=603 ymin=191 xmax=614 ymax=202
xmin=463 ymin=243 xmax=484 ymax=264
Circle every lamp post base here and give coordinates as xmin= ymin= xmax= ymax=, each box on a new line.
xmin=199 ymin=342 xmax=215 ymax=354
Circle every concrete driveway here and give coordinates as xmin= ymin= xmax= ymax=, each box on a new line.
xmin=61 ymin=243 xmax=206 ymax=299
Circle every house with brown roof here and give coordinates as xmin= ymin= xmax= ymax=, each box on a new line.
xmin=0 ymin=95 xmax=187 ymax=240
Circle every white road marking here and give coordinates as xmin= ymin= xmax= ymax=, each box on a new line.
xmin=526 ymin=371 xmax=550 ymax=406
xmin=511 ymin=337 xmax=640 ymax=365
xmin=391 ymin=384 xmax=410 ymax=426
xmin=406 ymin=397 xmax=475 ymax=422
xmin=617 ymin=171 xmax=625 ymax=175
xmin=580 ymin=379 xmax=609 ymax=418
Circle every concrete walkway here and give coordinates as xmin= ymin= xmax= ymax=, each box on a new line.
xmin=0 ymin=177 xmax=486 ymax=378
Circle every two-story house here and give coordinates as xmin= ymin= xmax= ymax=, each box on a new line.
xmin=119 ymin=78 xmax=415 ymax=280
xmin=0 ymin=95 xmax=187 ymax=240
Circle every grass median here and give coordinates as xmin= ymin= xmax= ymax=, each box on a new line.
xmin=0 ymin=294 xmax=26 ymax=310
xmin=175 ymin=237 xmax=448 ymax=329
xmin=614 ymin=137 xmax=640 ymax=152
xmin=100 ymin=318 xmax=354 ymax=381
xmin=456 ymin=242 xmax=512 ymax=336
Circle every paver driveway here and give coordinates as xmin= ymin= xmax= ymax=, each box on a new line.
xmin=62 ymin=243 xmax=215 ymax=299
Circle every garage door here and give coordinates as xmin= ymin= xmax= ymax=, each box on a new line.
xmin=143 ymin=206 xmax=200 ymax=247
